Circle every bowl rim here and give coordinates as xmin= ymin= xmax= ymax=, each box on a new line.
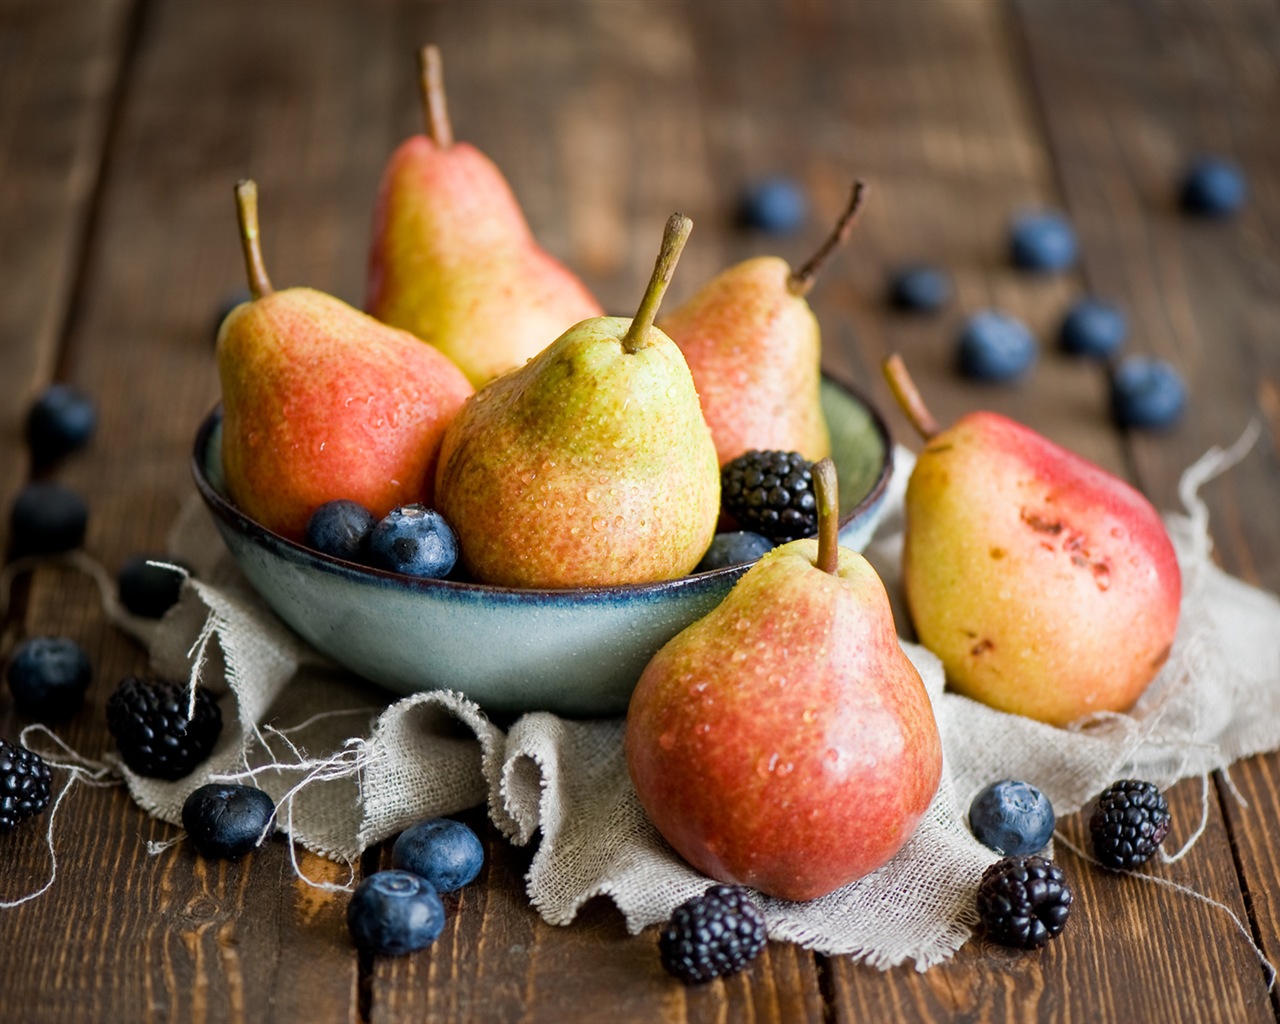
xmin=189 ymin=367 xmax=894 ymax=601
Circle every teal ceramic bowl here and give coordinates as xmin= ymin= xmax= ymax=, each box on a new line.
xmin=191 ymin=374 xmax=893 ymax=718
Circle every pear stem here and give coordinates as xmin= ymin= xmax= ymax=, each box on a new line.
xmin=787 ymin=180 xmax=868 ymax=297
xmin=622 ymin=213 xmax=693 ymax=354
xmin=234 ymin=179 xmax=273 ymax=300
xmin=813 ymin=457 xmax=840 ymax=575
xmin=882 ymin=354 xmax=941 ymax=440
xmin=418 ymin=44 xmax=453 ymax=149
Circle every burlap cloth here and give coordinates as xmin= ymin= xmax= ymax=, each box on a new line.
xmin=115 ymin=430 xmax=1280 ymax=971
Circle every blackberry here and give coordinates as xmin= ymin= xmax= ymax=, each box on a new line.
xmin=721 ymin=450 xmax=818 ymax=542
xmin=106 ymin=676 xmax=222 ymax=780
xmin=0 ymin=739 xmax=53 ymax=834
xmin=976 ymin=855 xmax=1073 ymax=949
xmin=1089 ymin=779 xmax=1171 ymax=869
xmin=659 ymin=884 xmax=767 ymax=984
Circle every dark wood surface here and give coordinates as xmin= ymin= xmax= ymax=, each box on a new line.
xmin=1 ymin=1 xmax=1277 ymax=1021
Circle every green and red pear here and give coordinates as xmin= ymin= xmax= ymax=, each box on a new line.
xmin=626 ymin=459 xmax=942 ymax=901
xmin=883 ymin=354 xmax=1181 ymax=726
xmin=217 ymin=180 xmax=473 ymax=542
xmin=434 ymin=214 xmax=720 ymax=588
xmin=365 ymin=45 xmax=602 ymax=387
xmin=659 ymin=182 xmax=868 ymax=466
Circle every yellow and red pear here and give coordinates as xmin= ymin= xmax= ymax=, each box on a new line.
xmin=217 ymin=180 xmax=473 ymax=542
xmin=365 ymin=45 xmax=602 ymax=387
xmin=658 ymin=182 xmax=868 ymax=466
xmin=626 ymin=460 xmax=942 ymax=901
xmin=434 ymin=215 xmax=719 ymax=588
xmin=883 ymin=355 xmax=1182 ymax=726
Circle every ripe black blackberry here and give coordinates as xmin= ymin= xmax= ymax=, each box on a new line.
xmin=659 ymin=884 xmax=767 ymax=984
xmin=106 ymin=676 xmax=222 ymax=780
xmin=0 ymin=739 xmax=53 ymax=834
xmin=976 ymin=855 xmax=1072 ymax=949
xmin=1089 ymin=779 xmax=1171 ymax=870
xmin=721 ymin=450 xmax=818 ymax=542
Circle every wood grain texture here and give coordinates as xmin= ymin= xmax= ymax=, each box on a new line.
xmin=0 ymin=0 xmax=130 ymax=542
xmin=2 ymin=1 xmax=1279 ymax=1021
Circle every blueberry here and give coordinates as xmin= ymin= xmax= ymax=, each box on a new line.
xmin=9 ymin=482 xmax=88 ymax=558
xmin=1059 ymin=298 xmax=1127 ymax=359
xmin=737 ymin=177 xmax=807 ymax=234
xmin=694 ymin=532 xmax=775 ymax=573
xmin=888 ymin=265 xmax=951 ymax=313
xmin=1110 ymin=356 xmax=1187 ymax=430
xmin=968 ymin=780 xmax=1057 ymax=857
xmin=957 ymin=311 xmax=1037 ymax=382
xmin=1180 ymin=156 xmax=1246 ymax=217
xmin=367 ymin=505 xmax=458 ymax=578
xmin=391 ymin=818 xmax=485 ymax=893
xmin=1009 ymin=210 xmax=1078 ymax=272
xmin=6 ymin=636 xmax=93 ymax=720
xmin=305 ymin=500 xmax=378 ymax=563
xmin=181 ymin=783 xmax=276 ymax=860
xmin=118 ymin=554 xmax=191 ymax=618
xmin=25 ymin=384 xmax=97 ymax=468
xmin=346 ymin=870 xmax=446 ymax=956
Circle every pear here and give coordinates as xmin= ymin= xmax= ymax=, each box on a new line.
xmin=882 ymin=355 xmax=1182 ymax=726
xmin=365 ymin=45 xmax=603 ymax=387
xmin=625 ymin=459 xmax=942 ymax=901
xmin=434 ymin=214 xmax=720 ymax=588
xmin=658 ymin=181 xmax=868 ymax=466
xmin=217 ymin=180 xmax=473 ymax=542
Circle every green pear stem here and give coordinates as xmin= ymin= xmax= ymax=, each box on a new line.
xmin=622 ymin=213 xmax=693 ymax=354
xmin=418 ymin=44 xmax=454 ymax=149
xmin=234 ymin=179 xmax=274 ymax=300
xmin=787 ymin=180 xmax=868 ymax=297
xmin=813 ymin=457 xmax=840 ymax=575
xmin=882 ymin=354 xmax=941 ymax=440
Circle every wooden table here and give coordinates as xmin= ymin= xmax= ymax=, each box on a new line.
xmin=2 ymin=1 xmax=1278 ymax=1020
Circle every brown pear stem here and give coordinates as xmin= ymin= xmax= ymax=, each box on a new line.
xmin=622 ymin=213 xmax=693 ymax=354
xmin=882 ymin=354 xmax=941 ymax=440
xmin=787 ymin=180 xmax=868 ymax=297
xmin=234 ymin=179 xmax=273 ymax=300
xmin=813 ymin=458 xmax=840 ymax=575
xmin=418 ymin=45 xmax=453 ymax=148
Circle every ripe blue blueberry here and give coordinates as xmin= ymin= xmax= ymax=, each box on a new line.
xmin=1059 ymin=298 xmax=1127 ymax=359
xmin=118 ymin=554 xmax=191 ymax=619
xmin=1009 ymin=210 xmax=1078 ymax=272
xmin=6 ymin=636 xmax=93 ymax=721
xmin=737 ymin=178 xmax=807 ymax=234
xmin=9 ymin=482 xmax=88 ymax=558
xmin=25 ymin=384 xmax=97 ymax=468
xmin=957 ymin=311 xmax=1037 ymax=382
xmin=889 ymin=265 xmax=951 ymax=313
xmin=367 ymin=505 xmax=458 ymax=578
xmin=695 ymin=532 xmax=775 ymax=573
xmin=181 ymin=783 xmax=276 ymax=860
xmin=969 ymin=779 xmax=1056 ymax=857
xmin=305 ymin=500 xmax=378 ymax=563
xmin=1110 ymin=356 xmax=1187 ymax=430
xmin=1180 ymin=156 xmax=1246 ymax=217
xmin=347 ymin=870 xmax=446 ymax=956
xmin=391 ymin=818 xmax=485 ymax=893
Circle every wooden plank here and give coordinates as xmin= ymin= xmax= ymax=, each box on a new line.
xmin=0 ymin=0 xmax=417 ymax=1017
xmin=0 ymin=0 xmax=129 ymax=539
xmin=360 ymin=3 xmax=817 ymax=1016
xmin=1014 ymin=0 xmax=1280 ymax=1006
xmin=675 ymin=0 xmax=1274 ymax=1020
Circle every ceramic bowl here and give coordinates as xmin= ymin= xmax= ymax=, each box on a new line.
xmin=190 ymin=374 xmax=893 ymax=718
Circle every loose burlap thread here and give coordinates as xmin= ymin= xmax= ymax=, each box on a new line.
xmin=109 ymin=429 xmax=1279 ymax=971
